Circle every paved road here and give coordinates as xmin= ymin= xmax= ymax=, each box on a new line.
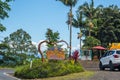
xmin=0 ymin=68 xmax=120 ymax=80
xmin=89 ymin=69 xmax=120 ymax=80
xmin=0 ymin=69 xmax=19 ymax=80
xmin=80 ymin=61 xmax=120 ymax=80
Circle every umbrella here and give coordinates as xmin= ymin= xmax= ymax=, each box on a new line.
xmin=92 ymin=46 xmax=106 ymax=50
xmin=92 ymin=46 xmax=106 ymax=57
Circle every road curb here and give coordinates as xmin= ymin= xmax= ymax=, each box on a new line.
xmin=3 ymin=72 xmax=21 ymax=80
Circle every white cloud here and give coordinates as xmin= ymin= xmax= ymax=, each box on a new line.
xmin=72 ymin=42 xmax=84 ymax=51
xmin=33 ymin=40 xmax=84 ymax=53
xmin=31 ymin=40 xmax=48 ymax=52
xmin=61 ymin=44 xmax=68 ymax=49
xmin=37 ymin=40 xmax=48 ymax=51
xmin=58 ymin=43 xmax=68 ymax=48
xmin=32 ymin=41 xmax=37 ymax=47
xmin=72 ymin=46 xmax=79 ymax=51
xmin=36 ymin=40 xmax=71 ymax=51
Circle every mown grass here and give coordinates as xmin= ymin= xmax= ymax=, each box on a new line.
xmin=24 ymin=71 xmax=94 ymax=80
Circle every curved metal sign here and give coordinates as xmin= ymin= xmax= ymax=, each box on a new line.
xmin=38 ymin=40 xmax=69 ymax=62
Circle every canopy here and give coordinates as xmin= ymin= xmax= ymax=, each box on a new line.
xmin=92 ymin=46 xmax=106 ymax=57
xmin=92 ymin=46 xmax=106 ymax=50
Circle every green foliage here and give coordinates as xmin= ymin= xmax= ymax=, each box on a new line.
xmin=83 ymin=36 xmax=101 ymax=49
xmin=14 ymin=59 xmax=84 ymax=79
xmin=0 ymin=0 xmax=11 ymax=19
xmin=0 ymin=0 xmax=13 ymax=32
xmin=0 ymin=43 xmax=9 ymax=50
xmin=0 ymin=23 xmax=6 ymax=32
xmin=0 ymin=52 xmax=29 ymax=67
xmin=3 ymin=28 xmax=38 ymax=54
xmin=45 ymin=28 xmax=60 ymax=48
xmin=1 ymin=28 xmax=38 ymax=65
xmin=77 ymin=0 xmax=103 ymax=36
xmin=96 ymin=5 xmax=120 ymax=47
xmin=73 ymin=0 xmax=120 ymax=48
xmin=57 ymin=0 xmax=78 ymax=7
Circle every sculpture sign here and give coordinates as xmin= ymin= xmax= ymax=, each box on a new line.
xmin=46 ymin=47 xmax=65 ymax=60
xmin=38 ymin=40 xmax=69 ymax=62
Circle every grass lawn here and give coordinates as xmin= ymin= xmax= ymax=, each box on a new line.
xmin=27 ymin=71 xmax=95 ymax=80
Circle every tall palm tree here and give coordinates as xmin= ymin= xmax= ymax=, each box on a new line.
xmin=79 ymin=0 xmax=102 ymax=36
xmin=56 ymin=0 xmax=78 ymax=57
xmin=72 ymin=11 xmax=84 ymax=51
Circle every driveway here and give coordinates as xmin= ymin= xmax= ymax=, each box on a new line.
xmin=0 ymin=69 xmax=19 ymax=80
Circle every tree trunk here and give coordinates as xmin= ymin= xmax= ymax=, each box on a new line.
xmin=69 ymin=6 xmax=72 ymax=58
xmin=79 ymin=28 xmax=81 ymax=51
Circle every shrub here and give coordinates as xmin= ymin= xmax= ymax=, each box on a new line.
xmin=14 ymin=59 xmax=84 ymax=79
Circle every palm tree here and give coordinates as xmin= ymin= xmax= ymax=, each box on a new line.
xmin=78 ymin=0 xmax=102 ymax=36
xmin=72 ymin=11 xmax=84 ymax=51
xmin=56 ymin=0 xmax=78 ymax=57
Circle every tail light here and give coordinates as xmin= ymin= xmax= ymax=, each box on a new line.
xmin=113 ymin=55 xmax=119 ymax=58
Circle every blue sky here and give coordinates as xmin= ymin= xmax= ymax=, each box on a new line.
xmin=1 ymin=0 xmax=120 ymax=50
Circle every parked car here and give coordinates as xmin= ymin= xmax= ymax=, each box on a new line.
xmin=99 ymin=49 xmax=120 ymax=71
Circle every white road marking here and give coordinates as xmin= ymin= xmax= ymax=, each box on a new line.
xmin=3 ymin=72 xmax=21 ymax=80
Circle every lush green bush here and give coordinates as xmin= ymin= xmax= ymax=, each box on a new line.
xmin=14 ymin=59 xmax=84 ymax=79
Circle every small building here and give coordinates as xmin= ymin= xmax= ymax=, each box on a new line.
xmin=79 ymin=46 xmax=106 ymax=60
xmin=79 ymin=50 xmax=92 ymax=60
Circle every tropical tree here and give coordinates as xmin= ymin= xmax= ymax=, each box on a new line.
xmin=0 ymin=0 xmax=13 ymax=62
xmin=2 ymin=28 xmax=38 ymax=65
xmin=83 ymin=36 xmax=101 ymax=49
xmin=81 ymin=4 xmax=120 ymax=47
xmin=72 ymin=11 xmax=84 ymax=50
xmin=0 ymin=0 xmax=13 ymax=32
xmin=78 ymin=0 xmax=103 ymax=36
xmin=3 ymin=28 xmax=37 ymax=54
xmin=96 ymin=5 xmax=120 ymax=47
xmin=0 ymin=43 xmax=9 ymax=56
xmin=45 ymin=28 xmax=60 ymax=48
xmin=56 ymin=0 xmax=78 ymax=57
xmin=38 ymin=28 xmax=60 ymax=62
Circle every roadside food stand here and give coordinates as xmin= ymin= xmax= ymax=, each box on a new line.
xmin=92 ymin=46 xmax=106 ymax=60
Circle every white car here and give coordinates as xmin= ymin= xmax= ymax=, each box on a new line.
xmin=99 ymin=50 xmax=120 ymax=71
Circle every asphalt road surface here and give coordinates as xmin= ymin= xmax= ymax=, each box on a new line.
xmin=0 ymin=69 xmax=19 ymax=80
xmin=0 ymin=68 xmax=120 ymax=80
xmin=89 ymin=69 xmax=120 ymax=80
xmin=80 ymin=61 xmax=120 ymax=80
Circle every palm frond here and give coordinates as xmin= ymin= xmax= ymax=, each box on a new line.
xmin=57 ymin=0 xmax=78 ymax=7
